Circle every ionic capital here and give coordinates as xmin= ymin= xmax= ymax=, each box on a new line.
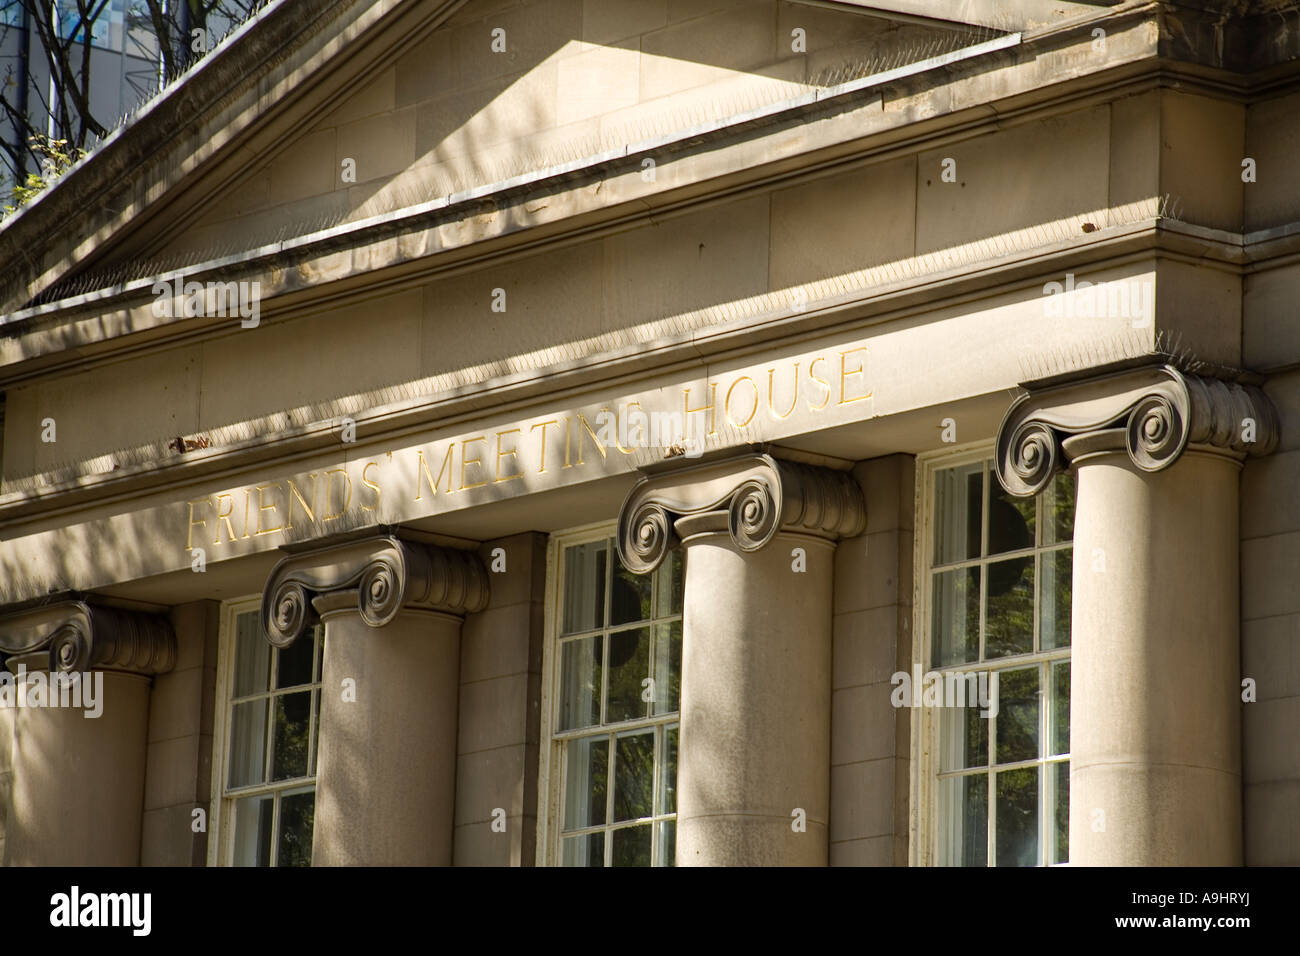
xmin=616 ymin=453 xmax=866 ymax=574
xmin=261 ymin=534 xmax=489 ymax=647
xmin=0 ymin=600 xmax=176 ymax=675
xmin=996 ymin=363 xmax=1280 ymax=497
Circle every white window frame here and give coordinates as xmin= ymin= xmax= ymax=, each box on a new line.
xmin=207 ymin=595 xmax=322 ymax=867
xmin=909 ymin=442 xmax=1073 ymax=867
xmin=535 ymin=520 xmax=683 ymax=867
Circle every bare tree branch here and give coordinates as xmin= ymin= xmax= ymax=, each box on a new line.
xmin=1 ymin=0 xmax=256 ymax=203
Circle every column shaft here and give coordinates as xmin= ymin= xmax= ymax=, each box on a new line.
xmin=5 ymin=671 xmax=151 ymax=866
xmin=677 ymin=529 xmax=833 ymax=866
xmin=1070 ymin=447 xmax=1242 ymax=865
xmin=311 ymin=597 xmax=461 ymax=866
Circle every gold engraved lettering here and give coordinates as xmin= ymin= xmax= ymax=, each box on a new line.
xmin=256 ymin=484 xmax=284 ymax=536
xmin=495 ymin=428 xmax=524 ymax=483
xmin=575 ymin=414 xmax=606 ymax=465
xmin=186 ymin=498 xmax=209 ymax=551
xmin=214 ymin=494 xmax=237 ymax=545
xmin=416 ymin=445 xmax=455 ymax=499
xmin=461 ymin=437 xmax=489 ymax=490
xmin=608 ymin=407 xmax=636 ymax=455
xmin=361 ymin=462 xmax=381 ymax=511
xmin=285 ymin=475 xmax=317 ymax=530
xmin=322 ymin=468 xmax=352 ymax=520
xmin=530 ymin=419 xmax=558 ymax=473
xmin=839 ymin=347 xmax=871 ymax=405
xmin=683 ymin=384 xmax=718 ymax=436
xmin=768 ymin=363 xmax=799 ymax=419
xmin=724 ymin=376 xmax=759 ymax=428
xmin=808 ymin=356 xmax=831 ymax=411
xmin=623 ymin=401 xmax=647 ymax=449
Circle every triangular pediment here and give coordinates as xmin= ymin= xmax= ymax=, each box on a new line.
xmin=3 ymin=0 xmax=1000 ymax=311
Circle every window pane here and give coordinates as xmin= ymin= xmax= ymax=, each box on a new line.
xmin=611 ymin=825 xmax=652 ymax=866
xmin=126 ymin=0 xmax=160 ymax=58
xmin=985 ymin=556 xmax=1033 ymax=658
xmin=932 ymin=566 xmax=980 ymax=666
xmin=276 ymin=631 xmax=315 ymax=689
xmin=995 ymin=767 xmax=1039 ymax=867
xmin=929 ymin=457 xmax=1075 ymax=870
xmin=1040 ymin=548 xmax=1072 ymax=650
xmin=561 ymin=832 xmax=604 ymax=866
xmin=1054 ymin=761 xmax=1070 ymax=864
xmin=605 ymin=627 xmax=650 ymax=723
xmin=988 ymin=486 xmax=1035 ymax=556
xmin=613 ymin=730 xmax=655 ymax=822
xmin=938 ymin=690 xmax=989 ymax=771
xmin=562 ymin=541 xmax=607 ymax=635
xmin=552 ymin=527 xmax=691 ymax=867
xmin=995 ymin=667 xmax=1039 ymax=764
xmin=1043 ymin=471 xmax=1076 ymax=545
xmin=271 ymin=692 xmax=312 ymax=782
xmin=658 ymin=819 xmax=676 ymax=867
xmin=1051 ymin=662 xmax=1070 ymax=756
xmin=227 ymin=699 xmax=268 ymax=789
xmin=934 ymin=463 xmax=983 ymax=564
xmin=611 ymin=547 xmax=652 ymax=626
xmin=659 ymin=724 xmax=678 ymax=815
xmin=937 ymin=774 xmax=987 ymax=866
xmin=652 ymin=622 xmax=682 ymax=715
xmin=563 ymin=736 xmax=608 ymax=830
xmin=276 ymin=790 xmax=315 ymax=867
xmin=232 ymin=793 xmax=273 ymax=866
xmin=559 ymin=636 xmax=602 ymax=731
xmin=656 ymin=548 xmax=684 ymax=617
xmin=233 ymin=613 xmax=270 ymax=698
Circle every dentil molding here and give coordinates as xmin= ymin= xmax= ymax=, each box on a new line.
xmin=0 ymin=601 xmax=176 ymax=675
xmin=261 ymin=534 xmax=490 ymax=647
xmin=996 ymin=363 xmax=1280 ymax=497
xmin=616 ymin=452 xmax=866 ymax=574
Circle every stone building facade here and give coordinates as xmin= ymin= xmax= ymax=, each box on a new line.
xmin=0 ymin=0 xmax=1296 ymax=867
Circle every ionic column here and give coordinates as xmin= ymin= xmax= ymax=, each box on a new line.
xmin=0 ymin=601 xmax=176 ymax=866
xmin=262 ymin=534 xmax=488 ymax=865
xmin=996 ymin=362 xmax=1278 ymax=866
xmin=618 ymin=453 xmax=866 ymax=866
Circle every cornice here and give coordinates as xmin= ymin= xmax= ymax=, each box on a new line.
xmin=0 ymin=64 xmax=1262 ymax=394
xmin=0 ymin=600 xmax=176 ymax=675
xmin=995 ymin=362 xmax=1280 ymax=496
xmin=5 ymin=44 xmax=1274 ymax=383
xmin=615 ymin=453 xmax=865 ymax=574
xmin=0 ymin=212 xmax=1216 ymax=531
xmin=261 ymin=533 xmax=489 ymax=647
